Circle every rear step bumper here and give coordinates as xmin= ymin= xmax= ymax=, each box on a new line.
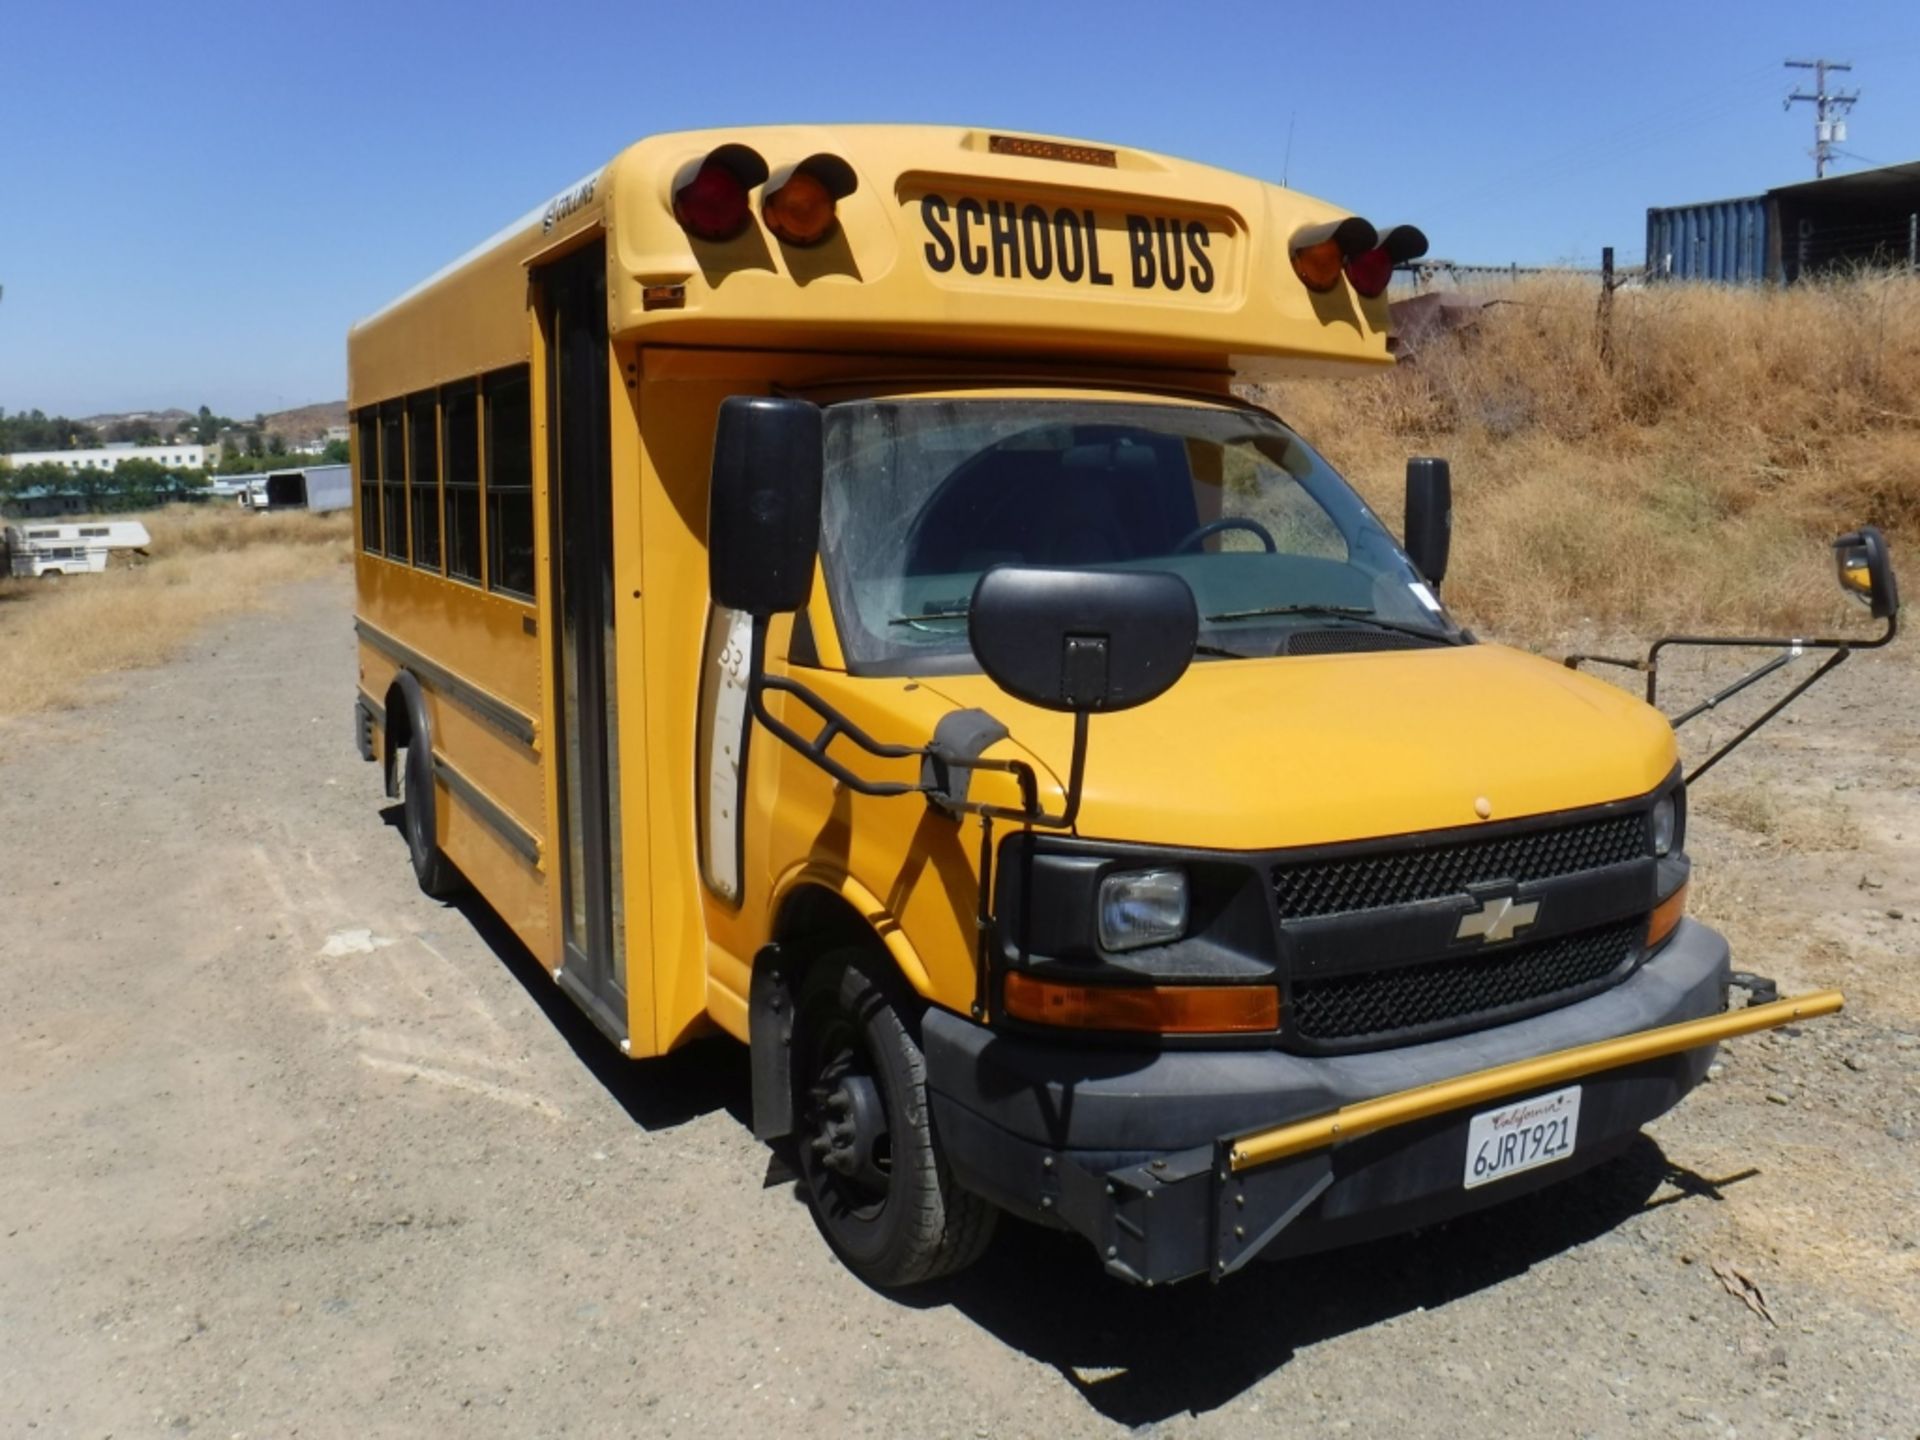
xmin=924 ymin=921 xmax=1837 ymax=1284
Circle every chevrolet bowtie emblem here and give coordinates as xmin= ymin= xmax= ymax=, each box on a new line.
xmin=1456 ymin=895 xmax=1540 ymax=944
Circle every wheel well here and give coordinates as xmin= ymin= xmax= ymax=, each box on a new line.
xmin=775 ymin=884 xmax=887 ymax=965
xmin=383 ymin=680 xmax=414 ymax=749
xmin=750 ymin=883 xmax=907 ymax=1144
xmin=382 ymin=676 xmax=418 ymax=797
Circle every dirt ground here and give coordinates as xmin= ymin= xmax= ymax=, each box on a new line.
xmin=1 ymin=573 xmax=1915 ymax=1439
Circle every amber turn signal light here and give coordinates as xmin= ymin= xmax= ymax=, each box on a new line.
xmin=1002 ymin=972 xmax=1279 ymax=1034
xmin=764 ymin=171 xmax=836 ymax=246
xmin=1291 ymin=238 xmax=1347 ymax=292
xmin=1647 ymin=882 xmax=1688 ymax=951
xmin=762 ymin=154 xmax=859 ymax=248
xmin=1289 ymin=216 xmax=1377 ymax=293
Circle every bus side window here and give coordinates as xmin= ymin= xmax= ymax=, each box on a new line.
xmin=442 ymin=382 xmax=482 ymax=584
xmin=357 ymin=410 xmax=382 ymax=553
xmin=380 ymin=402 xmax=408 ymax=563
xmin=484 ymin=366 xmax=534 ymax=599
xmin=408 ymin=390 xmax=443 ymax=573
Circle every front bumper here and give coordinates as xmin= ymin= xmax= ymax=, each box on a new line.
xmin=925 ymin=921 xmax=1819 ymax=1284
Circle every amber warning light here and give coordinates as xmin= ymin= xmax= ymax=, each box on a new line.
xmin=762 ymin=155 xmax=859 ymax=248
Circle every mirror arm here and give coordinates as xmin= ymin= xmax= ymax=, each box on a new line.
xmin=1682 ymin=646 xmax=1851 ymax=786
xmin=1643 ymin=612 xmax=1896 ymax=706
xmin=1564 ymin=615 xmax=1896 ymax=785
xmin=961 ymin=711 xmax=1087 ymax=831
xmin=1667 ymin=651 xmax=1795 ymax=728
xmin=1562 ymin=652 xmax=1649 ymax=676
xmin=749 ymin=671 xmax=930 ymax=798
xmin=1568 ymin=613 xmax=1896 ymax=787
xmin=741 ymin=624 xmax=1074 ymax=824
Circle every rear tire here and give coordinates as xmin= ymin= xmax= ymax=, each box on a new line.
xmin=791 ymin=950 xmax=997 ymax=1288
xmin=399 ymin=740 xmax=462 ymax=899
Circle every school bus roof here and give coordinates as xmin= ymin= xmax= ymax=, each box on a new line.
xmin=349 ymin=124 xmax=1398 ymax=404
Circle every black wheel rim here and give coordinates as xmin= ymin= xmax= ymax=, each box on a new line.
xmin=797 ymin=1006 xmax=894 ymax=1225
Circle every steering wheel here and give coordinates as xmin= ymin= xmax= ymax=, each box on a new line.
xmin=1174 ymin=516 xmax=1278 ymax=554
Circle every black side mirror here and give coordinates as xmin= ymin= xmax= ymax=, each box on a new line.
xmin=1834 ymin=525 xmax=1899 ymax=620
xmin=708 ymin=395 xmax=823 ymax=616
xmin=1404 ymin=456 xmax=1451 ymax=588
xmin=969 ymin=567 xmax=1197 ymax=713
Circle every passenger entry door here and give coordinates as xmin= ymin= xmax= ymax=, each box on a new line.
xmin=539 ymin=240 xmax=629 ymax=1043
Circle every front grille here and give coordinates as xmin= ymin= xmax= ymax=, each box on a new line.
xmin=1290 ymin=919 xmax=1641 ymax=1043
xmin=1284 ymin=628 xmax=1445 ymax=656
xmin=1271 ymin=813 xmax=1646 ymax=921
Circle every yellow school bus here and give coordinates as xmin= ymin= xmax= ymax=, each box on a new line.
xmin=348 ymin=124 xmax=1897 ymax=1287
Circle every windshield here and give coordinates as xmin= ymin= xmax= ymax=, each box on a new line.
xmin=818 ymin=398 xmax=1456 ymax=673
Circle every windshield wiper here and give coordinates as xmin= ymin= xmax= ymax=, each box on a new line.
xmin=889 ymin=607 xmax=970 ymax=626
xmin=1203 ymin=603 xmax=1461 ymax=645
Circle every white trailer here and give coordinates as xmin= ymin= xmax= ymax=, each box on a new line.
xmin=3 ymin=521 xmax=152 ymax=578
xmin=246 ymin=464 xmax=351 ymax=515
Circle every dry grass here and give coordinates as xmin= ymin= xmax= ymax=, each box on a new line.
xmin=1249 ymin=272 xmax=1920 ymax=644
xmin=1696 ymin=781 xmax=1863 ymax=852
xmin=0 ymin=507 xmax=351 ymax=721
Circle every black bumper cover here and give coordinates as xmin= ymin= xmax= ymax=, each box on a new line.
xmin=924 ymin=919 xmax=1731 ymax=1285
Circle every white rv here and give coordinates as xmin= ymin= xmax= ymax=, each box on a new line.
xmin=3 ymin=521 xmax=152 ymax=578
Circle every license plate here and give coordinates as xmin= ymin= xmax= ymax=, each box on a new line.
xmin=1463 ymin=1085 xmax=1582 ymax=1189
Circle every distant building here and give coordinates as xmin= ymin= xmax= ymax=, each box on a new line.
xmin=1 ymin=442 xmax=213 ymax=472
xmin=1647 ymin=160 xmax=1920 ymax=284
xmin=2 ymin=475 xmax=213 ymax=519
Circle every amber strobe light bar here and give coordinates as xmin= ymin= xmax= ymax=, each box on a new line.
xmin=1290 ymin=217 xmax=1429 ymax=296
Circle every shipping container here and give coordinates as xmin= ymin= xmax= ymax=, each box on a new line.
xmin=1645 ymin=197 xmax=1771 ymax=283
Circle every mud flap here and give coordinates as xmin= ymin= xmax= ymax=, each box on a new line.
xmin=748 ymin=945 xmax=796 ymax=1141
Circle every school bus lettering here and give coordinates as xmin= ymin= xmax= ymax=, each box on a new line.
xmin=347 ymin=124 xmax=1880 ymax=1295
xmin=919 ymin=192 xmax=1216 ymax=290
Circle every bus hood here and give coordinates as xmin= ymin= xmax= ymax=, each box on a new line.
xmin=917 ymin=642 xmax=1677 ymax=850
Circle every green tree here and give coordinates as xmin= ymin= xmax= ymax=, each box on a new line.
xmin=321 ymin=438 xmax=351 ymax=464
xmin=0 ymin=408 xmax=102 ymax=453
xmin=266 ymin=434 xmax=288 ymax=457
xmin=106 ymin=417 xmax=160 ymax=444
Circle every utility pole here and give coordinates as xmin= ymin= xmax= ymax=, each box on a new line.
xmin=1784 ymin=59 xmax=1858 ymax=179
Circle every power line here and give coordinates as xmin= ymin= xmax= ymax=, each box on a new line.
xmin=1784 ymin=58 xmax=1859 ymax=179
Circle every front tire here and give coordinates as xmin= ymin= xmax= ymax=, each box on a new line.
xmin=792 ymin=951 xmax=996 ymax=1288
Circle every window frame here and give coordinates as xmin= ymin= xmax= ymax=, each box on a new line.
xmin=440 ymin=379 xmax=483 ymax=585
xmin=379 ymin=401 xmax=408 ymax=564
xmin=407 ymin=389 xmax=443 ymax=574
xmin=483 ymin=364 xmax=535 ymax=601
xmin=356 ymin=409 xmax=382 ymax=554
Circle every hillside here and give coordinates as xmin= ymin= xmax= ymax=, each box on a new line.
xmin=1250 ymin=272 xmax=1920 ymax=641
xmin=260 ymin=400 xmax=348 ymax=445
xmin=70 ymin=400 xmax=348 ymax=448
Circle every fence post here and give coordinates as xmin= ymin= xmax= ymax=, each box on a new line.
xmin=1910 ymin=213 xmax=1917 ymax=274
xmin=1598 ymin=246 xmax=1615 ymax=370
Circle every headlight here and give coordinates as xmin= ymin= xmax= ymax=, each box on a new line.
xmin=1097 ymin=868 xmax=1189 ymax=952
xmin=1650 ymin=792 xmax=1679 ymax=857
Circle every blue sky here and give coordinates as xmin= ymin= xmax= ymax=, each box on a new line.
xmin=3 ymin=0 xmax=1917 ymax=417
